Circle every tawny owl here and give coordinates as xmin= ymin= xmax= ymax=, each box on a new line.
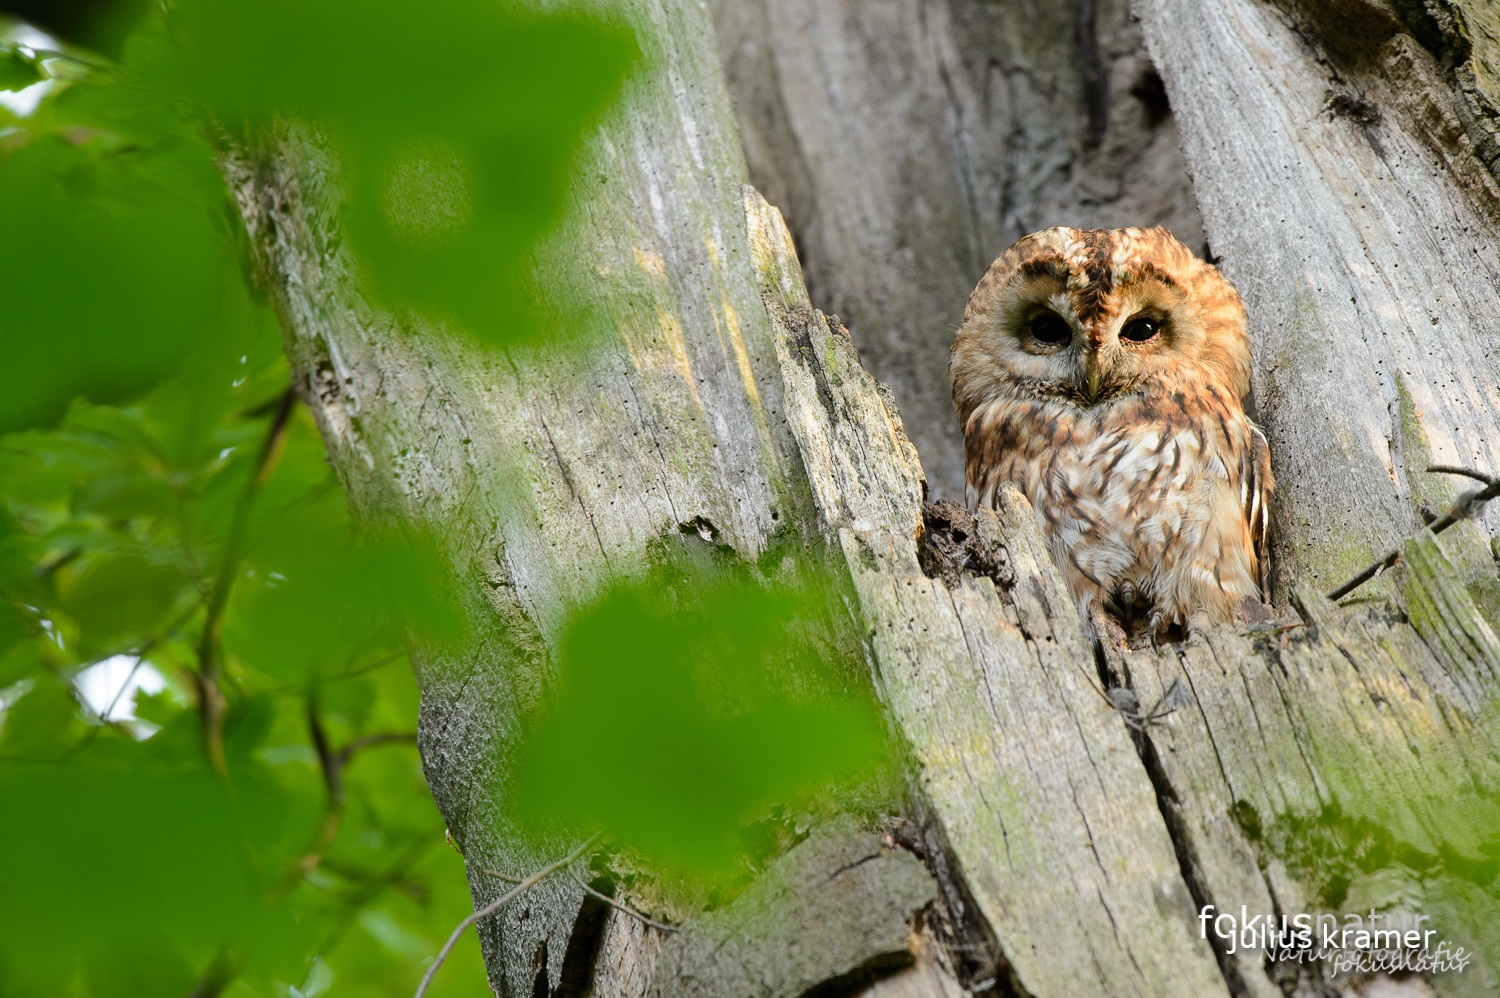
xmin=950 ymin=226 xmax=1272 ymax=639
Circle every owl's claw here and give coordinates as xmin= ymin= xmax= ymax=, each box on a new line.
xmin=1117 ymin=581 xmax=1137 ymax=630
xmin=1148 ymin=610 xmax=1164 ymax=655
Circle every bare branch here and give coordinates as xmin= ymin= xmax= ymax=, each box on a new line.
xmin=1425 ymin=465 xmax=1496 ymax=487
xmin=1327 ymin=466 xmax=1500 ymax=602
xmin=414 ymin=834 xmax=600 ymax=998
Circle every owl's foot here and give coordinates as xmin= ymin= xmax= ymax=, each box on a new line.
xmin=1147 ymin=610 xmax=1191 ymax=654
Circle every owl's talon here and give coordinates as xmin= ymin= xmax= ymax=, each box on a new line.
xmin=1116 ymin=581 xmax=1137 ymax=630
xmin=1148 ymin=611 xmax=1164 ymax=655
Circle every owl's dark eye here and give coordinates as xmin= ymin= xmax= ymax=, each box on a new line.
xmin=1121 ymin=316 xmax=1161 ymax=343
xmin=1028 ymin=312 xmax=1071 ymax=345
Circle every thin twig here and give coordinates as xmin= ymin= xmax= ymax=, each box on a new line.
xmin=185 ymin=946 xmax=243 ymax=998
xmin=316 ymin=827 xmax=447 ymax=956
xmin=1427 ymin=465 xmax=1493 ymax=486
xmin=339 ymin=732 xmax=417 ymax=768
xmin=277 ymin=694 xmax=417 ymax=897
xmin=1327 ymin=466 xmax=1500 ymax=602
xmin=273 ymin=690 xmax=345 ymax=898
xmin=196 ymin=387 xmax=297 ymax=775
xmin=481 ymin=866 xmax=681 ymax=932
xmin=482 ymin=869 xmax=522 ymax=882
xmin=258 ymin=649 xmax=408 ymax=695
xmin=414 ymin=834 xmax=600 ymax=998
xmin=570 ymin=874 xmax=681 ymax=933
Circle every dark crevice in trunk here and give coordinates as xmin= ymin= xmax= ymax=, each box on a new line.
xmin=552 ymin=884 xmax=612 ymax=998
xmin=1075 ymin=0 xmax=1109 ymax=149
xmin=1105 ymin=654 xmax=1257 ymax=998
xmin=895 ymin=788 xmax=1033 ymax=997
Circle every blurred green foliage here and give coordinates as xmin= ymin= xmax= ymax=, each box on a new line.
xmin=0 ymin=2 xmax=895 ymax=995
xmin=0 ymin=0 xmax=630 ymax=991
xmin=0 ymin=343 xmax=486 ymax=996
xmin=0 ymin=0 xmax=631 ymax=434
xmin=512 ymin=565 xmax=887 ymax=876
xmin=131 ymin=0 xmax=635 ymax=342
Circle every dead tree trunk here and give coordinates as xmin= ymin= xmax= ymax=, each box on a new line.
xmin=225 ymin=1 xmax=1500 ymax=997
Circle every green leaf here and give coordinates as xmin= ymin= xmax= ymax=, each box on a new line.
xmin=0 ymin=642 xmax=43 ymax=688
xmin=131 ymin=684 xmax=184 ymax=728
xmin=56 ymin=552 xmax=185 ymax=644
xmin=0 ymin=670 xmax=83 ymax=756
xmin=129 ymin=0 xmax=637 ymax=344
xmin=0 ymin=751 xmax=299 ymax=993
xmin=0 ymin=46 xmax=41 ymax=92
xmin=226 ymin=522 xmax=462 ymax=684
xmin=0 ymin=600 xmax=35 ymax=657
xmin=511 ymin=568 xmax=887 ymax=874
xmin=0 ymin=130 xmax=256 ymax=433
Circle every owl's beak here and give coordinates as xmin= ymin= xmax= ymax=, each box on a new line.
xmin=1082 ymin=352 xmax=1102 ymax=403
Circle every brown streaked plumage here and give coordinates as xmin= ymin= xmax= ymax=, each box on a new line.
xmin=951 ymin=226 xmax=1273 ymax=636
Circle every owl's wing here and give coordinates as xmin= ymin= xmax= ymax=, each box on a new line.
xmin=1245 ymin=425 xmax=1273 ymax=600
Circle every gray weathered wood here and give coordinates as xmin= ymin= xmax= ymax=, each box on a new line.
xmin=649 ymin=816 xmax=936 ymax=998
xmin=709 ymin=0 xmax=1205 ymax=501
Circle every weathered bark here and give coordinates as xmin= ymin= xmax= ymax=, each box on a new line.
xmin=708 ymin=0 xmax=1206 ymax=502
xmin=223 ymin=1 xmax=1500 ymax=997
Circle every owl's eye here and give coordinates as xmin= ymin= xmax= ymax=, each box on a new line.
xmin=1028 ymin=312 xmax=1071 ymax=345
xmin=1120 ymin=316 xmax=1161 ymax=343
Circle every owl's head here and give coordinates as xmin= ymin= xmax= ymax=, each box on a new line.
xmin=951 ymin=226 xmax=1249 ymax=425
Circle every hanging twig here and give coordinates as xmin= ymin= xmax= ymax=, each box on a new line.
xmin=414 ymin=834 xmax=601 ymax=998
xmin=195 ymin=387 xmax=297 ymax=775
xmin=1326 ymin=466 xmax=1500 ymax=602
xmin=276 ymin=691 xmax=418 ymax=898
